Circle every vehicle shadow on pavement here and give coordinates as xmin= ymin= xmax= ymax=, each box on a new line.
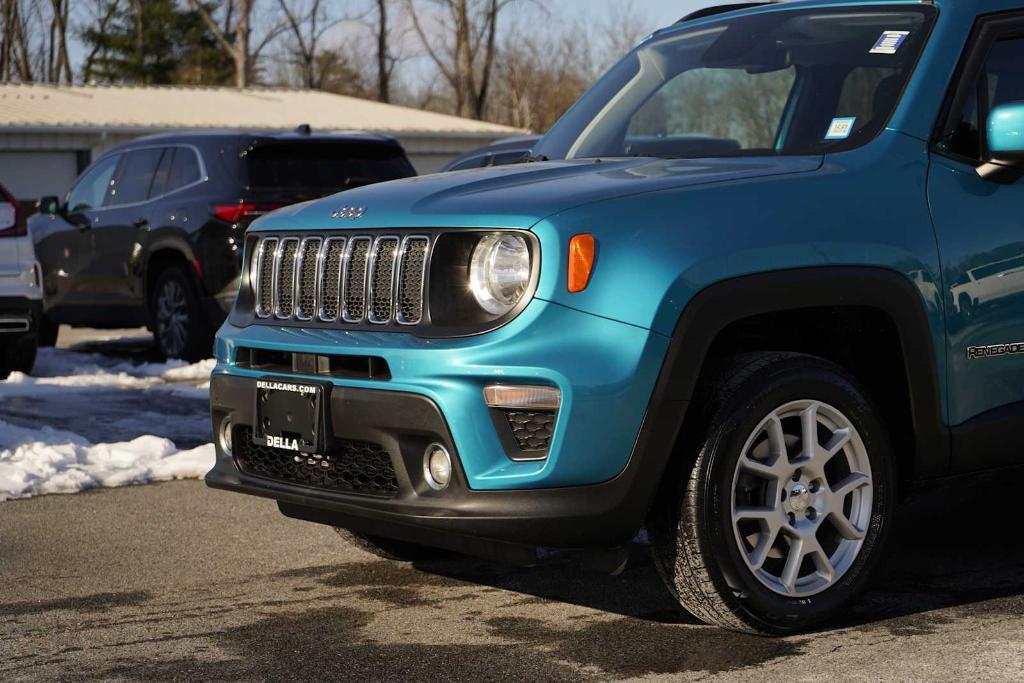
xmin=418 ymin=475 xmax=1024 ymax=637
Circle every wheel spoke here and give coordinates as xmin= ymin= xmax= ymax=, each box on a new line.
xmin=748 ymin=525 xmax=779 ymax=572
xmin=828 ymin=510 xmax=866 ymax=541
xmin=780 ymin=536 xmax=805 ymax=594
xmin=830 ymin=472 xmax=871 ymax=500
xmin=825 ymin=427 xmax=851 ymax=456
xmin=733 ymin=506 xmax=777 ymax=524
xmin=739 ymin=456 xmax=780 ymax=480
xmin=800 ymin=403 xmax=819 ymax=461
xmin=805 ymin=535 xmax=835 ymax=582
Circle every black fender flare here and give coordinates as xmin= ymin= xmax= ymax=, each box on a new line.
xmin=141 ymin=236 xmax=196 ymax=302
xmin=625 ymin=266 xmax=947 ymax=526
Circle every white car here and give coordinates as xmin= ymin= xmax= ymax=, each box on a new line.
xmin=0 ymin=183 xmax=41 ymax=378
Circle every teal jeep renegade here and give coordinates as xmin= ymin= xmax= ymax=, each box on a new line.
xmin=207 ymin=0 xmax=1024 ymax=633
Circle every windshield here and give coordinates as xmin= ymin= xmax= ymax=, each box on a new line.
xmin=533 ymin=6 xmax=935 ymax=161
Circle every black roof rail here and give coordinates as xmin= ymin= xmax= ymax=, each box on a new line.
xmin=678 ymin=2 xmax=774 ymax=23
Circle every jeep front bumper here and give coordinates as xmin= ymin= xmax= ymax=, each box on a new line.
xmin=207 ymin=299 xmax=682 ymax=556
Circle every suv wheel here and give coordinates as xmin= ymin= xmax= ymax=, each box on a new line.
xmin=334 ymin=527 xmax=453 ymax=562
xmin=0 ymin=331 xmax=38 ymax=379
xmin=151 ymin=265 xmax=212 ymax=362
xmin=649 ymin=353 xmax=895 ymax=634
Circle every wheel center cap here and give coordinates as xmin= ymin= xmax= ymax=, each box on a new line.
xmin=789 ymin=483 xmax=810 ymax=512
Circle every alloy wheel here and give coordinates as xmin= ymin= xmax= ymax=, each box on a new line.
xmin=156 ymin=279 xmax=189 ymax=358
xmin=730 ymin=400 xmax=873 ymax=597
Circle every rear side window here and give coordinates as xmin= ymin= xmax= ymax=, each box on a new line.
xmin=167 ymin=147 xmax=202 ymax=192
xmin=937 ymin=36 xmax=1024 ymax=160
xmin=67 ymin=154 xmax=121 ymax=212
xmin=244 ymin=143 xmax=415 ymax=190
xmin=110 ymin=148 xmax=163 ymax=206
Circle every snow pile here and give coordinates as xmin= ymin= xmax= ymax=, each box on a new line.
xmin=0 ymin=351 xmax=214 ymax=398
xmin=0 ymin=419 xmax=215 ymax=501
xmin=0 ymin=346 xmax=217 ymax=501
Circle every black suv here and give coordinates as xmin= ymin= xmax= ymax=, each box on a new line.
xmin=30 ymin=130 xmax=416 ymax=360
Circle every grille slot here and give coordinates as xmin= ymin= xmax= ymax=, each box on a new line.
xmin=274 ymin=238 xmax=300 ymax=318
xmin=343 ymin=237 xmax=372 ymax=322
xmin=317 ymin=238 xmax=346 ymax=321
xmin=255 ymin=238 xmax=278 ymax=318
xmin=397 ymin=237 xmax=429 ymax=325
xmin=368 ymin=237 xmax=400 ymax=324
xmin=234 ymin=426 xmax=398 ymax=496
xmin=295 ymin=237 xmax=322 ymax=320
xmin=252 ymin=233 xmax=431 ymax=327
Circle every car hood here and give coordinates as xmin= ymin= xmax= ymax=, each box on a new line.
xmin=251 ymin=156 xmax=824 ymax=232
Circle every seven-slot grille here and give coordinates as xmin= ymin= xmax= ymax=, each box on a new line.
xmin=253 ymin=234 xmax=430 ymax=326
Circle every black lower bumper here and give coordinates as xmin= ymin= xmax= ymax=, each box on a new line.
xmin=0 ymin=297 xmax=41 ymax=334
xmin=206 ymin=373 xmax=689 ymax=563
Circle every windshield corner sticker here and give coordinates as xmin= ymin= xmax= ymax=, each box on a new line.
xmin=825 ymin=117 xmax=857 ymax=141
xmin=871 ymin=30 xmax=910 ymax=55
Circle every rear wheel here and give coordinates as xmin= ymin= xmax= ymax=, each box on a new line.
xmin=334 ymin=527 xmax=453 ymax=562
xmin=0 ymin=331 xmax=37 ymax=379
xmin=151 ymin=265 xmax=212 ymax=362
xmin=649 ymin=353 xmax=895 ymax=634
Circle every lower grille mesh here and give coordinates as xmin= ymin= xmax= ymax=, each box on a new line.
xmin=506 ymin=411 xmax=556 ymax=451
xmin=233 ymin=426 xmax=399 ymax=496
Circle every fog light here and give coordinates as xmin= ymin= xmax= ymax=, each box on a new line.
xmin=218 ymin=416 xmax=233 ymax=456
xmin=424 ymin=443 xmax=452 ymax=490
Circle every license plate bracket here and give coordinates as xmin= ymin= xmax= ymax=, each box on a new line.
xmin=253 ymin=378 xmax=328 ymax=454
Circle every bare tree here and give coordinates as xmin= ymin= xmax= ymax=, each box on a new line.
xmin=406 ymin=0 xmax=515 ymax=119
xmin=1 ymin=0 xmax=35 ymax=82
xmin=188 ymin=0 xmax=285 ymax=87
xmin=375 ymin=0 xmax=391 ymax=102
xmin=278 ymin=0 xmax=359 ymax=89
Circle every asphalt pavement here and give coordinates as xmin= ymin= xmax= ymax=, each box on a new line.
xmin=2 ymin=477 xmax=1024 ymax=682
xmin=3 ymin=327 xmax=1024 ymax=681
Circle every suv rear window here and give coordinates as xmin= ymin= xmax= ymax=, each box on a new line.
xmin=243 ymin=142 xmax=415 ymax=191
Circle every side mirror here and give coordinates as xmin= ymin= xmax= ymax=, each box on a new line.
xmin=978 ymin=103 xmax=1024 ymax=181
xmin=37 ymin=196 xmax=61 ymax=216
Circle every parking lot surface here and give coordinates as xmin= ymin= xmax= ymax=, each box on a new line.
xmin=3 ymin=476 xmax=1024 ymax=682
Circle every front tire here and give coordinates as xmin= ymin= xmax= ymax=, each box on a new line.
xmin=649 ymin=353 xmax=895 ymax=634
xmin=151 ymin=265 xmax=212 ymax=362
xmin=0 ymin=331 xmax=38 ymax=379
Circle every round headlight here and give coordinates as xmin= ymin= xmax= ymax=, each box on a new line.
xmin=469 ymin=233 xmax=531 ymax=316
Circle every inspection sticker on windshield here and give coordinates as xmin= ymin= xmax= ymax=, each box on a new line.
xmin=871 ymin=30 xmax=910 ymax=54
xmin=825 ymin=117 xmax=857 ymax=141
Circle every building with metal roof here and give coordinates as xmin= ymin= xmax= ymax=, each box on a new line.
xmin=0 ymin=83 xmax=524 ymax=201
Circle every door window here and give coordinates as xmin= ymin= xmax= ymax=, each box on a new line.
xmin=66 ymin=154 xmax=120 ymax=212
xmin=109 ymin=148 xmax=164 ymax=206
xmin=936 ymin=36 xmax=1024 ymax=161
xmin=166 ymin=148 xmax=202 ymax=192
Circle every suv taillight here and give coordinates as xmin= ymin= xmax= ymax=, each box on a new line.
xmin=0 ymin=185 xmax=25 ymax=238
xmin=213 ymin=202 xmax=286 ymax=224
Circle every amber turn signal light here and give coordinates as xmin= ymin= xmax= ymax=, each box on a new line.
xmin=568 ymin=234 xmax=595 ymax=293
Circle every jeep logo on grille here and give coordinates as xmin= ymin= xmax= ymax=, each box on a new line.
xmin=331 ymin=206 xmax=366 ymax=220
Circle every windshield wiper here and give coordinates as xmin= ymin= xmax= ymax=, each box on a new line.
xmin=522 ymin=153 xmax=549 ymax=163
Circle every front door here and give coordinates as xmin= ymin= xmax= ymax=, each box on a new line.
xmin=928 ymin=15 xmax=1024 ymax=471
xmin=33 ymin=153 xmax=121 ymax=317
xmin=91 ymin=147 xmax=166 ymax=307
